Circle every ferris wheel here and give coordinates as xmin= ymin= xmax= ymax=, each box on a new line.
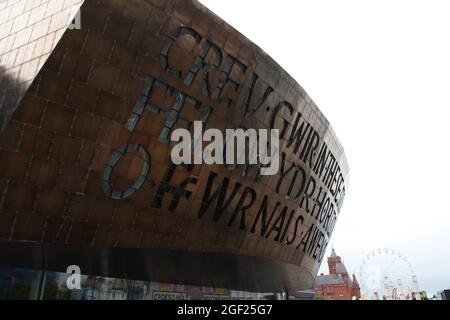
xmin=358 ymin=248 xmax=417 ymax=300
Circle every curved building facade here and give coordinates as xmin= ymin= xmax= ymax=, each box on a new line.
xmin=0 ymin=0 xmax=348 ymax=299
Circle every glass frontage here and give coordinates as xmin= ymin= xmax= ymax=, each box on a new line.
xmin=0 ymin=266 xmax=280 ymax=300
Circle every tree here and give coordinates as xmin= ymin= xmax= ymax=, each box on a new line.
xmin=315 ymin=293 xmax=324 ymax=300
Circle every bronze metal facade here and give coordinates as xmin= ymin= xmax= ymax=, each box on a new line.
xmin=0 ymin=0 xmax=349 ymax=293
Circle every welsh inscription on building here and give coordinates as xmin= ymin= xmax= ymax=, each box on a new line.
xmin=100 ymin=26 xmax=347 ymax=264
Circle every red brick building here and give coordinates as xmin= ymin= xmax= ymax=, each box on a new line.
xmin=315 ymin=248 xmax=361 ymax=300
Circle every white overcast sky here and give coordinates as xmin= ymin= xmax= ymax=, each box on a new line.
xmin=200 ymin=0 xmax=450 ymax=295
